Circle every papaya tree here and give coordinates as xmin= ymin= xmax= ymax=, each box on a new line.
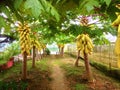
xmin=30 ymin=32 xmax=41 ymax=68
xmin=0 ymin=0 xmax=119 ymax=81
xmin=55 ymin=32 xmax=74 ymax=57
xmin=65 ymin=14 xmax=113 ymax=81
xmin=0 ymin=0 xmax=60 ymax=80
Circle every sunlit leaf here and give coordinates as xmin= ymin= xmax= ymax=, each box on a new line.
xmin=104 ymin=0 xmax=111 ymax=6
xmin=40 ymin=0 xmax=60 ymax=21
xmin=79 ymin=0 xmax=99 ymax=13
xmin=24 ymin=0 xmax=43 ymax=18
xmin=0 ymin=16 xmax=6 ymax=28
xmin=14 ymin=0 xmax=23 ymax=10
xmin=86 ymin=3 xmax=94 ymax=12
xmin=4 ymin=25 xmax=11 ymax=33
xmin=0 ymin=5 xmax=10 ymax=17
xmin=50 ymin=7 xmax=60 ymax=22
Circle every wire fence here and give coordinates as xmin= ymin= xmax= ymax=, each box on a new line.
xmin=66 ymin=42 xmax=118 ymax=68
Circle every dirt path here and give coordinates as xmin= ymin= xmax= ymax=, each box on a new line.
xmin=50 ymin=61 xmax=70 ymax=90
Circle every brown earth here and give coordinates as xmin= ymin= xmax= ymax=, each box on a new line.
xmin=50 ymin=61 xmax=70 ymax=90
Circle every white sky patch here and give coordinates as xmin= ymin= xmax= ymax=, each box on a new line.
xmin=70 ymin=16 xmax=100 ymax=26
xmin=47 ymin=42 xmax=59 ymax=54
xmin=105 ymin=33 xmax=116 ymax=42
xmin=70 ymin=20 xmax=80 ymax=25
xmin=0 ymin=13 xmax=7 ymax=18
xmin=1 ymin=27 xmax=4 ymax=34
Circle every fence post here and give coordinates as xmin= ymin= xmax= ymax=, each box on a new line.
xmin=109 ymin=43 xmax=111 ymax=70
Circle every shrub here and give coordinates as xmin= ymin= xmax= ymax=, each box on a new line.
xmin=0 ymin=41 xmax=20 ymax=64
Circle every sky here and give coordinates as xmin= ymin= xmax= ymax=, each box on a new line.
xmin=105 ymin=33 xmax=116 ymax=42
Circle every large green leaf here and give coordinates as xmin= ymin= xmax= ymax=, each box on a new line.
xmin=104 ymin=0 xmax=111 ymax=6
xmin=14 ymin=0 xmax=23 ymax=10
xmin=4 ymin=25 xmax=11 ymax=33
xmin=106 ymin=4 xmax=120 ymax=21
xmin=24 ymin=0 xmax=43 ymax=18
xmin=0 ymin=5 xmax=10 ymax=17
xmin=0 ymin=16 xmax=6 ymax=28
xmin=40 ymin=0 xmax=60 ymax=22
xmin=85 ymin=3 xmax=94 ymax=12
xmin=50 ymin=7 xmax=60 ymax=22
xmin=79 ymin=0 xmax=99 ymax=14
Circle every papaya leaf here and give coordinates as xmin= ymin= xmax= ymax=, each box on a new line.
xmin=4 ymin=25 xmax=11 ymax=33
xmin=14 ymin=0 xmax=23 ymax=10
xmin=104 ymin=0 xmax=111 ymax=6
xmin=50 ymin=7 xmax=60 ymax=22
xmin=0 ymin=5 xmax=10 ymax=17
xmin=40 ymin=0 xmax=60 ymax=22
xmin=56 ymin=0 xmax=61 ymax=4
xmin=24 ymin=0 xmax=43 ymax=18
xmin=79 ymin=0 xmax=99 ymax=14
xmin=0 ymin=16 xmax=6 ymax=28
xmin=85 ymin=3 xmax=94 ymax=13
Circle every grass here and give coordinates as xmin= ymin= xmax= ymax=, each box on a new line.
xmin=0 ymin=80 xmax=28 ymax=90
xmin=59 ymin=62 xmax=89 ymax=90
xmin=0 ymin=62 xmax=22 ymax=81
xmin=60 ymin=63 xmax=85 ymax=77
xmin=0 ymin=58 xmax=50 ymax=81
xmin=75 ymin=84 xmax=87 ymax=90
xmin=0 ymin=60 xmax=7 ymax=65
xmin=34 ymin=58 xmax=50 ymax=71
xmin=52 ymin=59 xmax=62 ymax=65
xmin=67 ymin=52 xmax=120 ymax=80
xmin=66 ymin=53 xmax=120 ymax=89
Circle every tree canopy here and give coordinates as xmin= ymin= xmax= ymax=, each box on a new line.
xmin=0 ymin=0 xmax=119 ymax=44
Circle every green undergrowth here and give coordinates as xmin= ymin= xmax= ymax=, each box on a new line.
xmin=0 ymin=58 xmax=51 ymax=90
xmin=74 ymin=84 xmax=87 ymax=90
xmin=60 ymin=63 xmax=88 ymax=90
xmin=52 ymin=59 xmax=63 ymax=65
xmin=0 ymin=60 xmax=7 ymax=65
xmin=0 ymin=62 xmax=22 ymax=81
xmin=0 ymin=58 xmax=50 ymax=81
xmin=60 ymin=63 xmax=85 ymax=77
xmin=90 ymin=61 xmax=120 ymax=80
xmin=67 ymin=52 xmax=120 ymax=81
xmin=28 ymin=58 xmax=50 ymax=72
xmin=0 ymin=80 xmax=28 ymax=90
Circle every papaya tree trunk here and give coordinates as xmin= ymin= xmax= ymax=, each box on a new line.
xmin=43 ymin=48 xmax=46 ymax=56
xmin=58 ymin=47 xmax=61 ymax=55
xmin=61 ymin=47 xmax=64 ymax=57
xmin=22 ymin=52 xmax=27 ymax=80
xmin=36 ymin=49 xmax=39 ymax=60
xmin=32 ymin=46 xmax=36 ymax=68
xmin=84 ymin=51 xmax=92 ymax=81
xmin=75 ymin=50 xmax=80 ymax=66
xmin=39 ymin=51 xmax=42 ymax=59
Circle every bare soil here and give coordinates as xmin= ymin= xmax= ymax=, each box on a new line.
xmin=50 ymin=61 xmax=70 ymax=90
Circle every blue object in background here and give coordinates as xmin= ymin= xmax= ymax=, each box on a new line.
xmin=0 ymin=43 xmax=10 ymax=52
